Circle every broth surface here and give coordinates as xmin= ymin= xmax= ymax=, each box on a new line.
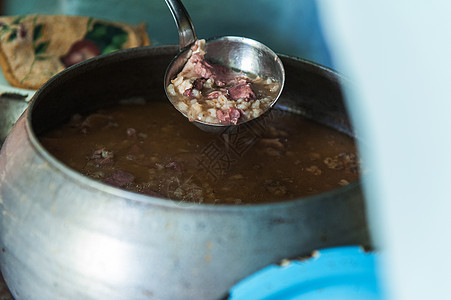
xmin=39 ymin=100 xmax=359 ymax=205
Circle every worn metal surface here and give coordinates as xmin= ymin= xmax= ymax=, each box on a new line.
xmin=0 ymin=95 xmax=29 ymax=147
xmin=0 ymin=46 xmax=369 ymax=299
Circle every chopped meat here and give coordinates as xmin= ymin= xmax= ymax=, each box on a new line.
xmin=217 ymin=108 xmax=242 ymax=125
xmin=92 ymin=148 xmax=113 ymax=159
xmin=167 ymin=39 xmax=281 ymax=125
xmin=186 ymin=53 xmax=235 ymax=86
xmin=216 ymin=110 xmax=229 ymax=124
xmin=183 ymin=88 xmax=195 ymax=98
xmin=192 ymin=78 xmax=206 ymax=90
xmin=228 ymin=79 xmax=256 ymax=100
xmin=191 ymin=53 xmax=214 ymax=79
xmin=91 ymin=148 xmax=114 ymax=166
xmin=103 ymin=170 xmax=134 ymax=187
xmin=229 ymin=108 xmax=241 ymax=125
xmin=210 ymin=64 xmax=235 ymax=87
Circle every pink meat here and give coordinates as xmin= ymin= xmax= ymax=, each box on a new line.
xmin=216 ymin=110 xmax=229 ymax=124
xmin=216 ymin=108 xmax=242 ymax=125
xmin=183 ymin=78 xmax=206 ymax=98
xmin=210 ymin=64 xmax=235 ymax=87
xmin=229 ymin=108 xmax=241 ymax=124
xmin=189 ymin=53 xmax=237 ymax=86
xmin=228 ymin=80 xmax=256 ymax=100
xmin=192 ymin=78 xmax=206 ymax=90
xmin=191 ymin=53 xmax=214 ymax=79
xmin=183 ymin=88 xmax=195 ymax=98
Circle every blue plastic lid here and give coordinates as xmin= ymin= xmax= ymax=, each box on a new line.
xmin=229 ymin=246 xmax=382 ymax=300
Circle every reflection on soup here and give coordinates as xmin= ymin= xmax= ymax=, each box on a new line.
xmin=39 ymin=100 xmax=360 ymax=205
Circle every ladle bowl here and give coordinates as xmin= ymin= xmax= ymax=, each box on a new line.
xmin=164 ymin=0 xmax=285 ymax=131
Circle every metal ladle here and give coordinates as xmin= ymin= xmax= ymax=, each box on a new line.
xmin=164 ymin=0 xmax=285 ymax=132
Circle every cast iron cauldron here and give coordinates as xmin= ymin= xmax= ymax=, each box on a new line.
xmin=0 ymin=45 xmax=369 ymax=299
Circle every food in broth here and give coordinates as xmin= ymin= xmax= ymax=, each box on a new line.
xmin=39 ymin=99 xmax=360 ymax=205
xmin=166 ymin=39 xmax=280 ymax=125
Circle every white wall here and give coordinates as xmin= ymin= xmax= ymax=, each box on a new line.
xmin=318 ymin=2 xmax=451 ymax=299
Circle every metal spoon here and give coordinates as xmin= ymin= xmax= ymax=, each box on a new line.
xmin=164 ymin=0 xmax=285 ymax=132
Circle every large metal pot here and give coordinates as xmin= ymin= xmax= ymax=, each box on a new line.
xmin=0 ymin=46 xmax=369 ymax=299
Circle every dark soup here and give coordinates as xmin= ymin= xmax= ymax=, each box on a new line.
xmin=39 ymin=99 xmax=359 ymax=205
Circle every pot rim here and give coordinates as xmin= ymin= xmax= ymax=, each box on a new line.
xmin=25 ymin=45 xmax=361 ymax=212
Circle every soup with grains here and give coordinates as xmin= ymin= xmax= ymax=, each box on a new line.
xmin=166 ymin=39 xmax=281 ymax=125
xmin=39 ymin=99 xmax=360 ymax=205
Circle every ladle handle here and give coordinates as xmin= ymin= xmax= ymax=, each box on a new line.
xmin=165 ymin=0 xmax=197 ymax=50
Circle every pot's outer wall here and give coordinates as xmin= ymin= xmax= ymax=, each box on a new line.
xmin=0 ymin=97 xmax=29 ymax=146
xmin=0 ymin=46 xmax=369 ymax=299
